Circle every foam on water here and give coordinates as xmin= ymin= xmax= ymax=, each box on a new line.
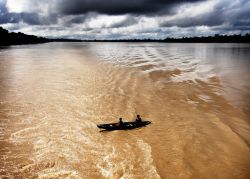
xmin=96 ymin=139 xmax=160 ymax=179
xmin=38 ymin=168 xmax=81 ymax=179
xmin=89 ymin=43 xmax=219 ymax=86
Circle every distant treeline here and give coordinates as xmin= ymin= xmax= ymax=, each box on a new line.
xmin=0 ymin=26 xmax=49 ymax=46
xmin=83 ymin=34 xmax=250 ymax=43
xmin=163 ymin=34 xmax=250 ymax=43
xmin=0 ymin=27 xmax=81 ymax=46
xmin=1 ymin=26 xmax=250 ymax=46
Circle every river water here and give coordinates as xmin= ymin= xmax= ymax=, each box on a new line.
xmin=0 ymin=42 xmax=250 ymax=178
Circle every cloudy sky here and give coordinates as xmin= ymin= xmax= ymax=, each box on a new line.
xmin=0 ymin=0 xmax=249 ymax=39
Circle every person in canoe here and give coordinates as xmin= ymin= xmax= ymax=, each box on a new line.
xmin=135 ymin=115 xmax=142 ymax=123
xmin=119 ymin=117 xmax=123 ymax=126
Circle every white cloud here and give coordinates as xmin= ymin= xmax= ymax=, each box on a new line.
xmin=86 ymin=15 xmax=127 ymax=28
xmin=6 ymin=0 xmax=29 ymax=13
xmin=6 ymin=0 xmax=55 ymax=15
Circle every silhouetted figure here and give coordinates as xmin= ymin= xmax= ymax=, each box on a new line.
xmin=119 ymin=118 xmax=123 ymax=126
xmin=136 ymin=115 xmax=142 ymax=123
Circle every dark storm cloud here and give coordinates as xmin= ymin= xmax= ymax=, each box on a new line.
xmin=231 ymin=20 xmax=250 ymax=30
xmin=20 ymin=13 xmax=58 ymax=25
xmin=1 ymin=0 xmax=188 ymax=25
xmin=0 ymin=12 xmax=57 ymax=25
xmin=229 ymin=1 xmax=250 ymax=30
xmin=65 ymin=13 xmax=98 ymax=24
xmin=56 ymin=0 xmax=204 ymax=15
xmin=67 ymin=15 xmax=88 ymax=24
xmin=1 ymin=0 xmax=250 ymax=39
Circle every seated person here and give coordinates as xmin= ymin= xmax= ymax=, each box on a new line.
xmin=119 ymin=117 xmax=123 ymax=126
xmin=135 ymin=115 xmax=142 ymax=122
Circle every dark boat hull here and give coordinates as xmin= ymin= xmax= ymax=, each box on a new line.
xmin=97 ymin=121 xmax=151 ymax=131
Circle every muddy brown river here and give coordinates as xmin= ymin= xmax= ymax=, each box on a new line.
xmin=0 ymin=42 xmax=250 ymax=178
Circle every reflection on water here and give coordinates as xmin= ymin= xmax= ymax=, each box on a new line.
xmin=0 ymin=42 xmax=250 ymax=178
